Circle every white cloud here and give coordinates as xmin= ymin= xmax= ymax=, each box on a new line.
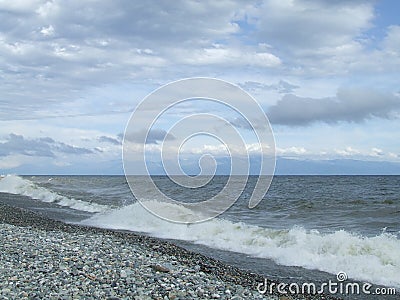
xmin=383 ymin=25 xmax=400 ymax=54
xmin=40 ymin=25 xmax=54 ymax=37
xmin=370 ymin=147 xmax=384 ymax=157
xmin=35 ymin=0 xmax=60 ymax=18
xmin=335 ymin=146 xmax=361 ymax=156
xmin=186 ymin=144 xmax=229 ymax=156
xmin=179 ymin=46 xmax=281 ymax=67
xmin=274 ymin=145 xmax=398 ymax=162
xmin=0 ymin=154 xmax=27 ymax=169
xmin=277 ymin=146 xmax=307 ymax=156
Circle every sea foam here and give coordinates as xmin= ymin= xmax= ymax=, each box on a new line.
xmin=0 ymin=175 xmax=109 ymax=213
xmin=82 ymin=200 xmax=400 ymax=288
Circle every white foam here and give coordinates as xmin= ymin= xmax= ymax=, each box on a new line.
xmin=82 ymin=201 xmax=400 ymax=288
xmin=0 ymin=175 xmax=109 ymax=213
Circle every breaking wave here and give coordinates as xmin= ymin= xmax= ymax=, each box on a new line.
xmin=81 ymin=200 xmax=400 ymax=288
xmin=0 ymin=175 xmax=109 ymax=213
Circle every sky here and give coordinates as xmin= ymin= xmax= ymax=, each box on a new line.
xmin=0 ymin=0 xmax=399 ymax=175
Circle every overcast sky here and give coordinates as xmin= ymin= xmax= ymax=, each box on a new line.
xmin=0 ymin=0 xmax=399 ymax=174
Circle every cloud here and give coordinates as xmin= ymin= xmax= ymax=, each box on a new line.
xmin=239 ymin=80 xmax=299 ymax=94
xmin=182 ymin=46 xmax=280 ymax=67
xmin=123 ymin=129 xmax=175 ymax=144
xmin=242 ymin=0 xmax=400 ymax=76
xmin=0 ymin=0 xmax=248 ymax=120
xmin=277 ymin=146 xmax=307 ymax=156
xmin=370 ymin=147 xmax=384 ymax=157
xmin=253 ymin=0 xmax=374 ymax=53
xmin=335 ymin=146 xmax=361 ymax=157
xmin=0 ymin=0 xmax=398 ymax=122
xmin=53 ymin=141 xmax=93 ymax=155
xmin=0 ymin=133 xmax=93 ymax=157
xmin=268 ymin=89 xmax=400 ymax=126
xmin=0 ymin=1 xmax=399 ymax=174
xmin=98 ymin=135 xmax=121 ymax=145
xmin=228 ymin=116 xmax=268 ymax=131
xmin=0 ymin=0 xmax=42 ymax=13
xmin=0 ymin=134 xmax=54 ymax=157
xmin=0 ymin=154 xmax=26 ymax=169
xmin=383 ymin=25 xmax=400 ymax=53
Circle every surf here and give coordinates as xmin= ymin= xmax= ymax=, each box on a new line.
xmin=81 ymin=200 xmax=400 ymax=289
xmin=0 ymin=175 xmax=109 ymax=213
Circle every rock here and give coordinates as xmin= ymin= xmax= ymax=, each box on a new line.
xmin=150 ymin=264 xmax=170 ymax=273
xmin=120 ymin=270 xmax=128 ymax=278
xmin=168 ymin=291 xmax=177 ymax=300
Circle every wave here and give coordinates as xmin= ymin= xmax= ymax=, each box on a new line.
xmin=81 ymin=201 xmax=400 ymax=288
xmin=0 ymin=175 xmax=109 ymax=213
xmin=1 ymin=175 xmax=398 ymax=288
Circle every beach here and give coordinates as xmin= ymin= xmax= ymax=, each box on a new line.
xmin=0 ymin=203 xmax=343 ymax=300
xmin=0 ymin=203 xmax=264 ymax=299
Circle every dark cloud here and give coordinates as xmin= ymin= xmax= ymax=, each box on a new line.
xmin=124 ymin=129 xmax=175 ymax=144
xmin=0 ymin=134 xmax=93 ymax=157
xmin=0 ymin=134 xmax=54 ymax=157
xmin=268 ymin=89 xmax=400 ymax=126
xmin=53 ymin=141 xmax=93 ymax=155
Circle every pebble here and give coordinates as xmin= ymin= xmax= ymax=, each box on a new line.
xmin=150 ymin=264 xmax=170 ymax=273
xmin=0 ymin=204 xmax=339 ymax=300
xmin=0 ymin=223 xmax=277 ymax=300
xmin=120 ymin=270 xmax=127 ymax=278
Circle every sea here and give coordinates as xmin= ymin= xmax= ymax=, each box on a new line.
xmin=0 ymin=174 xmax=399 ymax=299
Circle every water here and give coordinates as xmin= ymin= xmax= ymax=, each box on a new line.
xmin=0 ymin=174 xmax=399 ymax=296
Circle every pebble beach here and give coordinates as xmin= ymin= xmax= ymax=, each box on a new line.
xmin=0 ymin=204 xmax=338 ymax=300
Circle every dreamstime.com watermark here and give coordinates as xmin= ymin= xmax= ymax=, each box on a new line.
xmin=257 ymin=272 xmax=397 ymax=296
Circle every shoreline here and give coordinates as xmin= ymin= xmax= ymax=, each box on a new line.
xmin=0 ymin=203 xmax=340 ymax=299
